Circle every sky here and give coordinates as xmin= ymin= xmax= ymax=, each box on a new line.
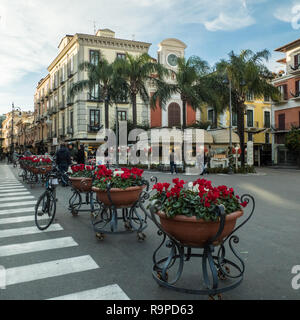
xmin=0 ymin=0 xmax=300 ymax=115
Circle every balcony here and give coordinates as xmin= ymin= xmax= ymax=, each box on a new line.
xmin=58 ymin=128 xmax=66 ymax=137
xmin=67 ymin=68 xmax=75 ymax=78
xmin=291 ymin=90 xmax=300 ymax=100
xmin=88 ymin=124 xmax=102 ymax=133
xmin=53 ymin=105 xmax=58 ymax=114
xmin=67 ymin=96 xmax=74 ymax=106
xmin=48 ymin=107 xmax=53 ymax=116
xmin=246 ymin=121 xmax=259 ymax=129
xmin=288 ymin=64 xmax=300 ymax=75
xmin=87 ymin=93 xmax=103 ymax=102
xmin=35 ymin=115 xmax=41 ymax=123
xmin=52 ymin=131 xmax=57 ymax=138
xmin=273 ymin=121 xmax=299 ymax=133
xmin=67 ymin=127 xmax=74 ymax=135
xmin=59 ymin=101 xmax=66 ymax=110
xmin=60 ymin=76 xmax=66 ymax=85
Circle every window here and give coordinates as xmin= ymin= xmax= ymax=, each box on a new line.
xmin=90 ymin=50 xmax=100 ymax=65
xmin=90 ymin=110 xmax=100 ymax=127
xmin=264 ymin=111 xmax=270 ymax=128
xmin=62 ymin=114 xmax=65 ymax=136
xmin=116 ymin=53 xmax=126 ymax=60
xmin=278 ymin=114 xmax=285 ymax=130
xmin=278 ymin=84 xmax=288 ymax=100
xmin=248 ymin=133 xmax=253 ymax=141
xmin=265 ymin=133 xmax=270 ymax=144
xmin=70 ymin=55 xmax=74 ymax=72
xmin=89 ymin=84 xmax=100 ymax=100
xmin=208 ymin=109 xmax=214 ymax=123
xmin=118 ymin=111 xmax=127 ymax=121
xmin=264 ymin=95 xmax=270 ymax=102
xmin=70 ymin=111 xmax=73 ymax=129
xmin=247 ymin=109 xmax=254 ymax=127
xmin=295 ymin=80 xmax=300 ymax=95
xmin=294 ymin=54 xmax=300 ymax=68
xmin=246 ymin=92 xmax=254 ymax=101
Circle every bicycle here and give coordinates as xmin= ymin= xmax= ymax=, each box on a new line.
xmin=34 ymin=165 xmax=69 ymax=230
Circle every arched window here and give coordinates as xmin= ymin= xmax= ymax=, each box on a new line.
xmin=168 ymin=103 xmax=181 ymax=127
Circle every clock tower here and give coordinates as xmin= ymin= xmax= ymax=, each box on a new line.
xmin=157 ymin=38 xmax=187 ymax=69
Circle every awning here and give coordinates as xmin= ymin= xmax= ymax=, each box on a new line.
xmin=208 ymin=129 xmax=240 ymax=144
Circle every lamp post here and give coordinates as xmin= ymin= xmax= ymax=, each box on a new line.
xmin=11 ymin=103 xmax=21 ymax=156
xmin=223 ymin=77 xmax=233 ymax=174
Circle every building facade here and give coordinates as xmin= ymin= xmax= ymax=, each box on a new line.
xmin=34 ymin=29 xmax=151 ymax=153
xmin=271 ymin=38 xmax=300 ymax=165
xmin=200 ymin=95 xmax=272 ymax=166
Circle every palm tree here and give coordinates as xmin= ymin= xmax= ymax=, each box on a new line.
xmin=150 ymin=55 xmax=210 ymax=170
xmin=115 ymin=53 xmax=168 ymax=127
xmin=215 ymin=49 xmax=280 ymax=167
xmin=70 ymin=54 xmax=124 ymax=129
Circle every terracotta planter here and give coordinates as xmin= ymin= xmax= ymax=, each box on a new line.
xmin=156 ymin=210 xmax=243 ymax=248
xmin=92 ymin=185 xmax=146 ymax=208
xmin=70 ymin=177 xmax=93 ymax=192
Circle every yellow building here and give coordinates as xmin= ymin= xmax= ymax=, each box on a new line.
xmin=201 ymin=94 xmax=272 ymax=166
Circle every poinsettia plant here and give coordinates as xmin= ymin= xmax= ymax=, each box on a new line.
xmin=70 ymin=164 xmax=95 ymax=178
xmin=93 ymin=166 xmax=146 ymax=190
xmin=150 ymin=178 xmax=248 ymax=222
xmin=19 ymin=156 xmax=52 ymax=167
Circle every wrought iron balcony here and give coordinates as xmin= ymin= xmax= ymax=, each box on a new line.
xmin=289 ymin=64 xmax=300 ymax=75
xmin=53 ymin=105 xmax=58 ymax=114
xmin=59 ymin=101 xmax=66 ymax=110
xmin=87 ymin=93 xmax=103 ymax=102
xmin=88 ymin=124 xmax=102 ymax=133
xmin=290 ymin=90 xmax=300 ymax=100
xmin=67 ymin=68 xmax=75 ymax=78
xmin=58 ymin=128 xmax=66 ymax=137
xmin=67 ymin=96 xmax=74 ymax=106
xmin=67 ymin=127 xmax=73 ymax=135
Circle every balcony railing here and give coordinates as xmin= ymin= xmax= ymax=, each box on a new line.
xmin=67 ymin=96 xmax=74 ymax=106
xmin=53 ymin=105 xmax=58 ymax=114
xmin=88 ymin=124 xmax=102 ymax=133
xmin=273 ymin=121 xmax=300 ymax=132
xmin=67 ymin=127 xmax=73 ymax=135
xmin=288 ymin=64 xmax=300 ymax=75
xmin=48 ymin=107 xmax=53 ymax=116
xmin=67 ymin=68 xmax=75 ymax=78
xmin=87 ymin=93 xmax=103 ymax=102
xmin=58 ymin=128 xmax=66 ymax=137
xmin=59 ymin=101 xmax=66 ymax=110
xmin=290 ymin=90 xmax=300 ymax=100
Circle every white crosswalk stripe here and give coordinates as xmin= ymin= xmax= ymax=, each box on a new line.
xmin=48 ymin=284 xmax=130 ymax=300
xmin=0 ymin=215 xmax=35 ymax=225
xmin=0 ymin=192 xmax=31 ymax=197
xmin=0 ymin=207 xmax=34 ymax=215
xmin=0 ymin=196 xmax=34 ymax=202
xmin=0 ymin=224 xmax=63 ymax=238
xmin=0 ymin=165 xmax=130 ymax=300
xmin=0 ymin=237 xmax=78 ymax=257
xmin=5 ymin=255 xmax=99 ymax=286
xmin=0 ymin=200 xmax=37 ymax=207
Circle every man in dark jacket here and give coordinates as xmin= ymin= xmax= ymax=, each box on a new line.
xmin=56 ymin=144 xmax=71 ymax=183
xmin=77 ymin=145 xmax=85 ymax=164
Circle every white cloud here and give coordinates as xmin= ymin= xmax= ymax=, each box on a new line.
xmin=274 ymin=1 xmax=300 ymax=29
xmin=204 ymin=12 xmax=255 ymax=31
xmin=0 ymin=0 xmax=257 ymax=113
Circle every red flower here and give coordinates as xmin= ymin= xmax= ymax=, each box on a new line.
xmin=241 ymin=201 xmax=248 ymax=208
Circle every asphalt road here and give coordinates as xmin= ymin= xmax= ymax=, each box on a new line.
xmin=0 ymin=163 xmax=299 ymax=300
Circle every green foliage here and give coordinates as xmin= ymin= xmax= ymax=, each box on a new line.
xmin=285 ymin=127 xmax=300 ymax=154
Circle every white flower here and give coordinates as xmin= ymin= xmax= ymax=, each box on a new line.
xmin=188 ymin=182 xmax=194 ymax=191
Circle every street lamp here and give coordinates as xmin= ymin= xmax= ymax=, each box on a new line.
xmin=223 ymin=77 xmax=233 ymax=174
xmin=11 ymin=102 xmax=21 ymax=155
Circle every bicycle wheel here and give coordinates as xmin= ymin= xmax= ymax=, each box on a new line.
xmin=35 ymin=191 xmax=56 ymax=230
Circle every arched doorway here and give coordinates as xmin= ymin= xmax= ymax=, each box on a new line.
xmin=168 ymin=103 xmax=181 ymax=127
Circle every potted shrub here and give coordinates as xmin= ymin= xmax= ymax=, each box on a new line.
xmin=92 ymin=166 xmax=146 ymax=208
xmin=69 ymin=164 xmax=95 ymax=192
xmin=150 ymin=178 xmax=248 ymax=247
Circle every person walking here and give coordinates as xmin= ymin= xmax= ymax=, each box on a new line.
xmin=77 ymin=145 xmax=85 ymax=165
xmin=170 ymin=149 xmax=177 ymax=175
xmin=68 ymin=143 xmax=77 ymax=163
xmin=55 ymin=143 xmax=71 ymax=187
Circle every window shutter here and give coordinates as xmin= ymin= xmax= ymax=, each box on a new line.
xmin=295 ymin=55 xmax=298 ymax=67
xmin=296 ymin=80 xmax=299 ymax=94
xmin=283 ymin=84 xmax=288 ymax=100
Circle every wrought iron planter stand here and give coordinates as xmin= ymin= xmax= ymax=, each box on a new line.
xmin=91 ymin=180 xmax=150 ymax=242
xmin=68 ymin=178 xmax=101 ymax=217
xmin=143 ymin=193 xmax=255 ymax=299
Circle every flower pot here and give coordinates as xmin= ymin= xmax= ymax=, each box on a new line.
xmin=92 ymin=185 xmax=146 ymax=208
xmin=70 ymin=177 xmax=93 ymax=192
xmin=156 ymin=210 xmax=243 ymax=248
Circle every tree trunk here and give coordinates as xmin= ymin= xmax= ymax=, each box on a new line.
xmin=105 ymin=98 xmax=109 ymax=129
xmin=132 ymin=94 xmax=137 ymax=127
xmin=182 ymin=100 xmax=187 ymax=171
xmin=237 ymin=102 xmax=245 ymax=167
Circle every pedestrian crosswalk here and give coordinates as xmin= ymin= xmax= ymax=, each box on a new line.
xmin=0 ymin=166 xmax=130 ymax=300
